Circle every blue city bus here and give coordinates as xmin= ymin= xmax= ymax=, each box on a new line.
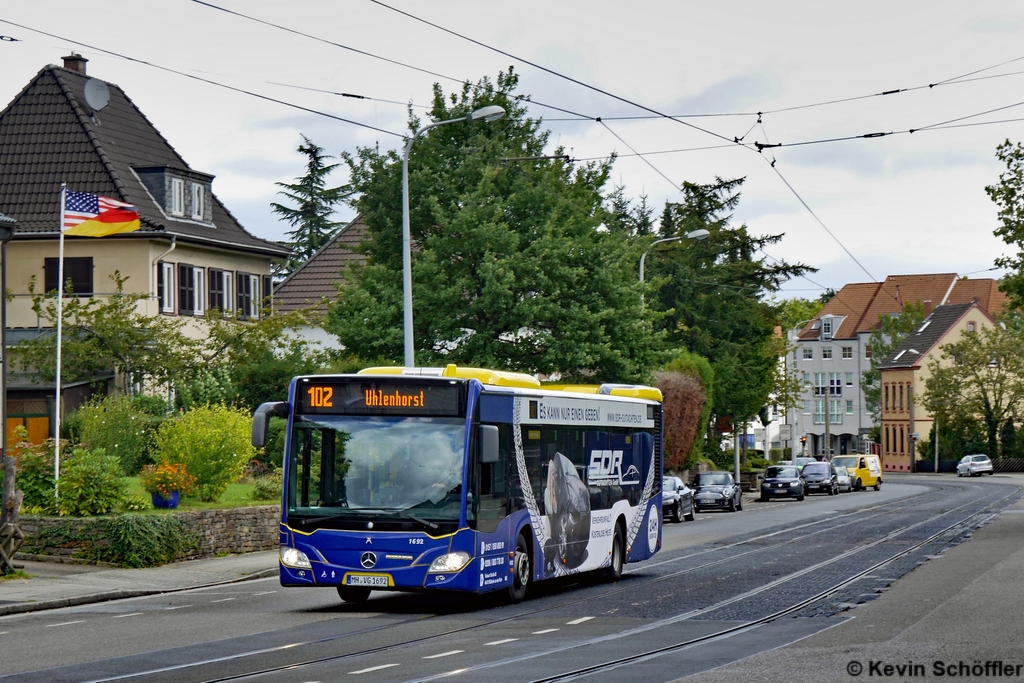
xmin=251 ymin=365 xmax=664 ymax=603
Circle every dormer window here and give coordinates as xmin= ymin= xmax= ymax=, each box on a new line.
xmin=821 ymin=317 xmax=833 ymax=339
xmin=170 ymin=178 xmax=184 ymax=216
xmin=191 ymin=183 xmax=205 ymax=220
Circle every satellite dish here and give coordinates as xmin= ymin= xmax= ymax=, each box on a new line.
xmin=83 ymin=78 xmax=109 ymax=112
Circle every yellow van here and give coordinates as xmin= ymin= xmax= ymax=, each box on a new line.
xmin=831 ymin=454 xmax=882 ymax=491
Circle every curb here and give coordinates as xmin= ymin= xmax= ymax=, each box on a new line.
xmin=0 ymin=567 xmax=277 ymax=617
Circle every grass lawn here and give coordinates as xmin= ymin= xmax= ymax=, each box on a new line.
xmin=124 ymin=477 xmax=278 ymax=511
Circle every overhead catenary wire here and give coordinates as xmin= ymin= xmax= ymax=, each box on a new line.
xmin=599 ymin=120 xmax=681 ymax=192
xmin=190 ymin=0 xmax=595 ymax=121
xmin=366 ymin=0 xmax=743 ymax=146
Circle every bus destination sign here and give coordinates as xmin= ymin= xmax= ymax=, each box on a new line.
xmin=297 ymin=380 xmax=463 ymax=417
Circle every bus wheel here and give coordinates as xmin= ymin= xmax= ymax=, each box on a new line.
xmin=509 ymin=533 xmax=531 ymax=604
xmin=603 ymin=523 xmax=625 ymax=582
xmin=337 ymin=586 xmax=371 ymax=603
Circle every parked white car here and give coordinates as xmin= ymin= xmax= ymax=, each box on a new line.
xmin=835 ymin=465 xmax=853 ymax=493
xmin=957 ymin=454 xmax=994 ymax=477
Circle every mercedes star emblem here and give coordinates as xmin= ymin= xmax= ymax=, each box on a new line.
xmin=360 ymin=551 xmax=377 ymax=569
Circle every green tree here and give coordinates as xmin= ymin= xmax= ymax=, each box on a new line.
xmin=777 ymin=297 xmax=825 ymax=332
xmin=924 ymin=321 xmax=1024 ymax=457
xmin=648 ymin=177 xmax=812 ymax=429
xmin=327 ymin=70 xmax=662 ymax=382
xmin=16 ymin=272 xmax=197 ymax=394
xmin=271 ymin=136 xmax=350 ymax=277
xmin=861 ymin=301 xmax=926 ymax=423
xmin=986 ymin=140 xmax=1024 ymax=308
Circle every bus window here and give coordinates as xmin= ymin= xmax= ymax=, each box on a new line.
xmin=474 ymin=423 xmax=511 ymax=533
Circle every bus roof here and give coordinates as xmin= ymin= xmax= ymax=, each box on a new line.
xmin=356 ymin=365 xmax=663 ymax=402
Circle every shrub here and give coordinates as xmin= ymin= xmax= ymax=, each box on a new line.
xmin=14 ymin=434 xmax=61 ymax=514
xmin=250 ymin=470 xmax=283 ymax=502
xmin=72 ymin=395 xmax=164 ymax=475
xmin=139 ymin=463 xmax=196 ymax=498
xmin=100 ymin=514 xmax=197 ymax=567
xmin=154 ymin=404 xmax=255 ymax=502
xmin=57 ymin=447 xmax=127 ymax=517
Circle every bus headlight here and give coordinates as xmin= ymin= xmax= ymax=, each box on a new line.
xmin=280 ymin=546 xmax=312 ymax=569
xmin=429 ymin=552 xmax=471 ymax=573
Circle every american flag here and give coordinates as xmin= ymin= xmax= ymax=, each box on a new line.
xmin=63 ymin=190 xmax=137 ymax=231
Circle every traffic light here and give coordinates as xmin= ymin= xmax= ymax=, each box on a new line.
xmin=800 ymin=435 xmax=807 ymax=444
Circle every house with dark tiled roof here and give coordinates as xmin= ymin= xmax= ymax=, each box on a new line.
xmin=784 ymin=274 xmax=1007 ymax=459
xmin=0 ymin=54 xmax=290 ymax=438
xmin=878 ymin=302 xmax=995 ymax=472
xmin=272 ymin=214 xmax=368 ymax=347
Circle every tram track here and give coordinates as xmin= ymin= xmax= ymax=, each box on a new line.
xmin=68 ymin=479 xmax=1017 ymax=683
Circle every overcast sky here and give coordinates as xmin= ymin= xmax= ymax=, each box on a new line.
xmin=2 ymin=0 xmax=1024 ymax=299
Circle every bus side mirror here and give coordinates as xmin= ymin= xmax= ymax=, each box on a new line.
xmin=252 ymin=401 xmax=288 ymax=448
xmin=478 ymin=425 xmax=499 ymax=464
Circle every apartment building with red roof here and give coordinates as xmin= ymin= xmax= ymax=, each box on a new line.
xmin=785 ymin=274 xmax=1006 ymax=459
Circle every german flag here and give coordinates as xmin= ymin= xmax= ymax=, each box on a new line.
xmin=62 ymin=190 xmax=140 ymax=237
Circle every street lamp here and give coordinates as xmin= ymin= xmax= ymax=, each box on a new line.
xmin=638 ymin=229 xmax=710 ymax=283
xmin=401 ymin=105 xmax=506 ymax=367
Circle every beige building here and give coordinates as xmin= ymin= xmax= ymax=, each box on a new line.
xmin=0 ymin=54 xmax=289 ymax=442
xmin=878 ymin=302 xmax=995 ymax=472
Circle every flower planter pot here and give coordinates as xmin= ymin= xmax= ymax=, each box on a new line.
xmin=151 ymin=491 xmax=180 ymax=509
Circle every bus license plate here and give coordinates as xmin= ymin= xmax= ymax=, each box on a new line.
xmin=347 ymin=574 xmax=391 ymax=587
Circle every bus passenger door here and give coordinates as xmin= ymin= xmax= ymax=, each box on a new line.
xmin=473 ymin=424 xmax=514 ymax=590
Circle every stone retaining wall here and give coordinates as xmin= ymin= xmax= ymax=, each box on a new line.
xmin=18 ymin=505 xmax=281 ymax=563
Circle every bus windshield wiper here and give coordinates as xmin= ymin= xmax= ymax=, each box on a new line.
xmin=390 ymin=509 xmax=439 ymax=530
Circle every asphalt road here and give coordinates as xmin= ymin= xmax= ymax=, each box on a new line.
xmin=1 ymin=475 xmax=1019 ymax=683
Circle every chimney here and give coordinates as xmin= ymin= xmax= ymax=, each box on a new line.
xmin=62 ymin=53 xmax=88 ymax=75
xmin=923 ymin=299 xmax=933 ymax=316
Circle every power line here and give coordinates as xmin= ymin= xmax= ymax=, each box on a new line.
xmin=190 ymin=0 xmax=595 ymax=121
xmin=0 ymin=18 xmax=404 ymax=138
xmin=267 ymin=82 xmax=431 ymax=109
xmin=599 ymin=120 xmax=680 ymax=192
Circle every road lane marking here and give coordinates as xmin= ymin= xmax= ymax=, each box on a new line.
xmin=164 ymin=605 xmax=192 ymax=610
xmin=349 ymin=663 xmax=400 ymax=674
xmin=423 ymin=650 xmax=464 ymax=659
xmin=252 ymin=591 xmax=277 ymax=596
xmin=113 ymin=613 xmax=144 ymax=619
xmin=45 ymin=620 xmax=84 ymax=627
xmin=566 ymin=617 xmax=594 ymax=625
xmin=211 ymin=598 xmax=235 ymax=603
xmin=485 ymin=638 xmax=518 ymax=645
xmin=532 ymin=628 xmax=559 ymax=634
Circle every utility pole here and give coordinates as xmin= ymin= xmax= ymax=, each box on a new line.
xmin=824 ymin=390 xmax=831 ymax=460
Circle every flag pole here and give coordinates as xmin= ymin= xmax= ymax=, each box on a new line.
xmin=54 ymin=183 xmax=66 ymax=504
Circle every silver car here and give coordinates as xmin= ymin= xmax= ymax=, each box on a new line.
xmin=957 ymin=454 xmax=994 ymax=477
xmin=835 ymin=465 xmax=853 ymax=493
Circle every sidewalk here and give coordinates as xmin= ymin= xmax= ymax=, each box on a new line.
xmin=0 ymin=550 xmax=277 ymax=616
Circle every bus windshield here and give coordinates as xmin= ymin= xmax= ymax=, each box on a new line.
xmin=287 ymin=415 xmax=467 ymax=522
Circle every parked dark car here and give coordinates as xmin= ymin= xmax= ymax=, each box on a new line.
xmin=692 ymin=471 xmax=743 ymax=512
xmin=662 ymin=476 xmax=695 ymax=523
xmin=759 ymin=465 xmax=805 ymax=501
xmin=800 ymin=461 xmax=838 ymax=495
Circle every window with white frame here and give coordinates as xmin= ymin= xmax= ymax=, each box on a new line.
xmin=170 ymin=178 xmax=184 ymax=216
xmin=846 ymin=400 xmax=854 ymax=415
xmin=814 ymin=400 xmax=825 ymax=424
xmin=194 ymin=268 xmax=205 ymax=316
xmin=803 ymin=372 xmax=811 ymax=386
xmin=822 ymin=347 xmax=833 ymax=360
xmin=813 ymin=373 xmax=827 ymax=396
xmin=191 ymin=183 xmax=204 ymax=220
xmin=842 ymin=346 xmax=853 ymax=359
xmin=236 ymin=272 xmax=260 ymax=319
xmin=845 ymin=372 xmax=854 ymax=386
xmin=208 ymin=269 xmax=232 ymax=312
xmin=159 ymin=261 xmax=175 ymax=313
xmin=803 ymin=400 xmax=811 ymax=415
xmin=830 ymin=400 xmax=842 ymax=424
xmin=829 ymin=372 xmax=842 ymax=395
xmin=802 ymin=347 xmax=813 ymax=360
xmin=821 ymin=317 xmax=833 ymax=338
